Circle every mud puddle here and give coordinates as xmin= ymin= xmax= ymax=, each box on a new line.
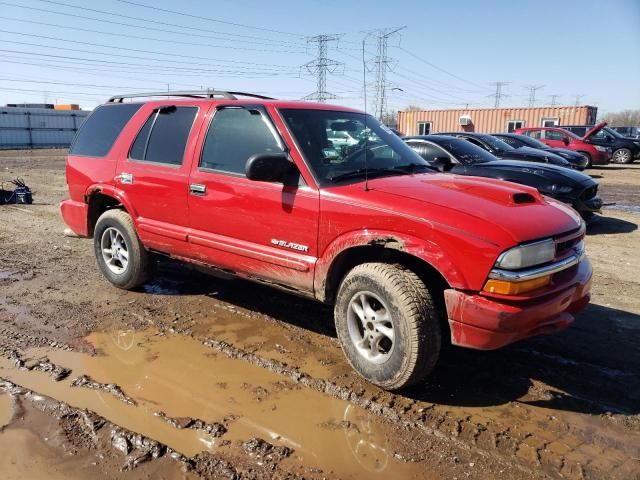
xmin=0 ymin=330 xmax=434 ymax=479
xmin=0 ymin=392 xmax=13 ymax=428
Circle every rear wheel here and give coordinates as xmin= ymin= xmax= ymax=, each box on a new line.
xmin=334 ymin=263 xmax=441 ymax=390
xmin=94 ymin=209 xmax=151 ymax=290
xmin=612 ymin=148 xmax=632 ymax=164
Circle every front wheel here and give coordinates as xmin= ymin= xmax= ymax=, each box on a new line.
xmin=334 ymin=263 xmax=441 ymax=390
xmin=612 ymin=148 xmax=632 ymax=164
xmin=94 ymin=209 xmax=151 ymax=290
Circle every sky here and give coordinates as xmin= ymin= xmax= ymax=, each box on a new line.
xmin=0 ymin=0 xmax=639 ymax=115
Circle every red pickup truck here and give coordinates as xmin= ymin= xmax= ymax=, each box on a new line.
xmin=61 ymin=91 xmax=592 ymax=390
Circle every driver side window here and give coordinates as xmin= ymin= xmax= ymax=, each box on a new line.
xmin=200 ymin=107 xmax=283 ymax=175
xmin=407 ymin=142 xmax=450 ymax=162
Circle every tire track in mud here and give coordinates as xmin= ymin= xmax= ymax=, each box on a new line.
xmin=0 ymin=379 xmax=309 ymax=479
xmin=193 ymin=328 xmax=640 ymax=480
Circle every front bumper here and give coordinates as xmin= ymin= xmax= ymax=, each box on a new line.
xmin=445 ymin=257 xmax=592 ymax=350
xmin=591 ymin=150 xmax=610 ymax=165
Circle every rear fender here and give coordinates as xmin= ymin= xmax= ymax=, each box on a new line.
xmin=85 ymin=183 xmax=139 ymax=222
xmin=315 ymin=229 xmax=469 ymax=301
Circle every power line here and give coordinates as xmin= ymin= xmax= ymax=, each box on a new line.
xmin=0 ymin=2 xmax=304 ymax=47
xmin=0 ymin=18 xmax=306 ymax=54
xmin=395 ymin=46 xmax=486 ymax=89
xmin=0 ymin=33 xmax=302 ymax=69
xmin=523 ymin=84 xmax=544 ymax=107
xmin=302 ymin=34 xmax=344 ymax=102
xmin=488 ymin=81 xmax=510 ymax=108
xmin=112 ymin=0 xmax=305 ymax=38
xmin=368 ymin=27 xmax=405 ymax=120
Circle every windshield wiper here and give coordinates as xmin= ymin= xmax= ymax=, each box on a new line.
xmin=329 ymin=167 xmax=405 ymax=183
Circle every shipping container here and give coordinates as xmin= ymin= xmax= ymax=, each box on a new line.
xmin=0 ymin=107 xmax=91 ymax=149
xmin=397 ymin=106 xmax=598 ymax=136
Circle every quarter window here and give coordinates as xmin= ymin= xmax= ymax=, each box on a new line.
xmin=417 ymin=121 xmax=432 ymax=135
xmin=129 ymin=106 xmax=197 ymax=165
xmin=200 ymin=108 xmax=283 ymax=175
xmin=506 ymin=120 xmax=525 ymax=133
xmin=70 ymin=103 xmax=142 ymax=157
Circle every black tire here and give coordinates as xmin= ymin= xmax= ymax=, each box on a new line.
xmin=334 ymin=263 xmax=441 ymax=390
xmin=612 ymin=148 xmax=632 ymax=164
xmin=93 ymin=209 xmax=150 ymax=290
xmin=579 ymin=152 xmax=592 ymax=168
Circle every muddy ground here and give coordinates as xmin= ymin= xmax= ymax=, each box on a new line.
xmin=0 ymin=149 xmax=639 ymax=480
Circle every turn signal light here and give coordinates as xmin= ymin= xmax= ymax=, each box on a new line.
xmin=483 ymin=275 xmax=551 ymax=295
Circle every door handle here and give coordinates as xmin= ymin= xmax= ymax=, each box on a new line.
xmin=115 ymin=172 xmax=133 ymax=184
xmin=189 ymin=183 xmax=206 ymax=196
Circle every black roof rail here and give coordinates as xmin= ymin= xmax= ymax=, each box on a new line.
xmin=107 ymin=90 xmax=276 ymax=103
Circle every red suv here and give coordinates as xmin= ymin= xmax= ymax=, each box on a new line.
xmin=514 ymin=126 xmax=610 ymax=167
xmin=61 ymin=91 xmax=592 ymax=390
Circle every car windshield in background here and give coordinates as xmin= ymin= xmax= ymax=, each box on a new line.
xmin=280 ymin=109 xmax=432 ymax=186
xmin=436 ymin=137 xmax=495 ymax=164
xmin=517 ymin=136 xmax=549 ymax=149
xmin=480 ymin=135 xmax=514 ymax=152
xmin=603 ymin=127 xmax=625 ymax=138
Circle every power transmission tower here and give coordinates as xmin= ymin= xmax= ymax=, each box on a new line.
xmin=367 ymin=27 xmax=405 ymax=120
xmin=548 ymin=94 xmax=560 ymax=106
xmin=573 ymin=94 xmax=585 ymax=106
xmin=302 ymin=34 xmax=344 ymax=102
xmin=488 ymin=82 xmax=510 ymax=108
xmin=524 ymin=85 xmax=544 ymax=107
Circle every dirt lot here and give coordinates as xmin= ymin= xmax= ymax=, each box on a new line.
xmin=0 ymin=149 xmax=639 ymax=479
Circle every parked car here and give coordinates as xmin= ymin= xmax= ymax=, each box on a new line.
xmin=436 ymin=132 xmax=573 ymax=168
xmin=491 ymin=133 xmax=589 ymax=171
xmin=61 ymin=91 xmax=592 ymax=390
xmin=609 ymin=126 xmax=639 ymax=139
xmin=514 ymin=126 xmax=611 ymax=167
xmin=403 ymin=135 xmax=602 ymax=218
xmin=558 ymin=123 xmax=640 ymax=164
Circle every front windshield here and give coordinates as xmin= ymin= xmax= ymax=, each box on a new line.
xmin=280 ymin=109 xmax=432 ymax=186
xmin=479 ymin=135 xmax=514 ymax=152
xmin=603 ymin=127 xmax=624 ymax=138
xmin=435 ymin=137 xmax=496 ymax=164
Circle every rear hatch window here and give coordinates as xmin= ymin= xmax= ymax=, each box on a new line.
xmin=70 ymin=103 xmax=142 ymax=157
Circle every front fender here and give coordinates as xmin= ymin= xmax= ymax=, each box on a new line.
xmin=314 ymin=229 xmax=472 ymax=301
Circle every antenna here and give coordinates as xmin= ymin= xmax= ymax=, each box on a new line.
xmin=362 ymin=38 xmax=369 ymax=192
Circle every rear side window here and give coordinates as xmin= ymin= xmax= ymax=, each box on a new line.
xmin=70 ymin=103 xmax=142 ymax=157
xmin=129 ymin=106 xmax=197 ymax=165
xmin=200 ymin=107 xmax=282 ymax=174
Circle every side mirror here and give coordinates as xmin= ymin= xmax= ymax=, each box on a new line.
xmin=562 ymin=137 xmax=570 ymax=145
xmin=431 ymin=156 xmax=452 ymax=172
xmin=245 ymin=152 xmax=297 ymax=184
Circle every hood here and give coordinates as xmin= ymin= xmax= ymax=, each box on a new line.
xmin=482 ymin=160 xmax=595 ymax=185
xmin=552 ymin=148 xmax=585 ymax=159
xmin=343 ymin=173 xmax=583 ymax=246
xmin=583 ymin=121 xmax=607 ymax=140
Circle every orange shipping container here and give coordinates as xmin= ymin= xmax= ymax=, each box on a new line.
xmin=54 ymin=104 xmax=80 ymax=110
xmin=397 ymin=106 xmax=598 ymax=136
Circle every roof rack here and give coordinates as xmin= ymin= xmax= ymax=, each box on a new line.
xmin=107 ymin=90 xmax=276 ymax=103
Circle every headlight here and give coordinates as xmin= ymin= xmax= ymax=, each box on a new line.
xmin=550 ymin=184 xmax=573 ymax=194
xmin=595 ymin=146 xmax=607 ymax=152
xmin=495 ymin=239 xmax=556 ymax=270
xmin=634 ymin=141 xmax=640 ymax=147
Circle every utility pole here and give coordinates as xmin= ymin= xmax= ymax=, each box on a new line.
xmin=302 ymin=34 xmax=344 ymax=103
xmin=548 ymin=94 xmax=560 ymax=106
xmin=367 ymin=27 xmax=405 ymax=120
xmin=488 ymin=82 xmax=510 ymax=108
xmin=524 ymin=85 xmax=544 ymax=107
xmin=573 ymin=94 xmax=585 ymax=106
